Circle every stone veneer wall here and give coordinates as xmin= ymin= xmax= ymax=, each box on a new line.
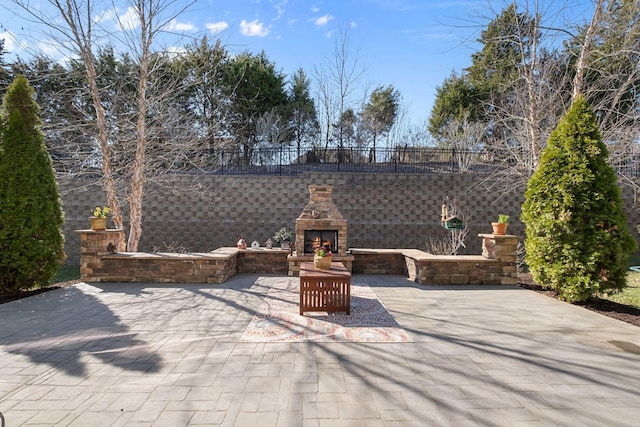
xmin=77 ymin=229 xmax=290 ymax=283
xmin=60 ymin=173 xmax=640 ymax=265
xmin=78 ymin=229 xmax=517 ymax=285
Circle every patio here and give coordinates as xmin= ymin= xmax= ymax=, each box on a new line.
xmin=1 ymin=274 xmax=639 ymax=426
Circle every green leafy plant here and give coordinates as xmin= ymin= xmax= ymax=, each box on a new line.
xmin=92 ymin=205 xmax=111 ymax=218
xmin=498 ymin=214 xmax=510 ymax=223
xmin=521 ymin=96 xmax=636 ymax=303
xmin=272 ymin=227 xmax=292 ymax=243
xmin=314 ymin=245 xmax=332 ymax=257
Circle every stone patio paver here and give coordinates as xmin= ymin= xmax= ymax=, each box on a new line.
xmin=1 ymin=273 xmax=640 ymax=426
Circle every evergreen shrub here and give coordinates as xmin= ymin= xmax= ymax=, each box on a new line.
xmin=0 ymin=75 xmax=65 ymax=293
xmin=521 ymin=97 xmax=636 ymax=303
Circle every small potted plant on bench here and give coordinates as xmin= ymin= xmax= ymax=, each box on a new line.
xmin=272 ymin=227 xmax=293 ymax=250
xmin=492 ymin=214 xmax=509 ymax=235
xmin=90 ymin=205 xmax=111 ymax=230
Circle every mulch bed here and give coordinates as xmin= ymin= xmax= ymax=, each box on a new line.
xmin=518 ymin=273 xmax=640 ymax=328
xmin=0 ymin=280 xmax=79 ymax=305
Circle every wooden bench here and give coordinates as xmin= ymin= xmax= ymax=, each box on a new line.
xmin=299 ymin=262 xmax=351 ymax=315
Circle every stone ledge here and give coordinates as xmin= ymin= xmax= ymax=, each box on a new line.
xmin=349 ymin=248 xmax=404 ymax=254
xmin=478 ymin=233 xmax=519 ymax=239
xmin=350 ymin=248 xmax=492 ymax=263
xmin=103 ymin=250 xmax=237 ymax=260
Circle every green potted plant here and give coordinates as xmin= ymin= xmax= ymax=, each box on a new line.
xmin=90 ymin=205 xmax=111 ymax=230
xmin=313 ymin=244 xmax=333 ymax=269
xmin=492 ymin=214 xmax=509 ymax=235
xmin=272 ymin=227 xmax=293 ymax=249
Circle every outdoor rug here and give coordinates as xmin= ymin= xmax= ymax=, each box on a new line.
xmin=240 ymin=279 xmax=413 ymax=343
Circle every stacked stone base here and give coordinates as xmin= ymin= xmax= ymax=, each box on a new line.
xmin=77 ymin=230 xmax=519 ymax=286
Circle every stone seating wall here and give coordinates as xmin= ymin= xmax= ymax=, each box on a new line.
xmin=77 ymin=229 xmax=518 ymax=285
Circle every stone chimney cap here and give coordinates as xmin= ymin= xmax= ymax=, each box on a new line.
xmin=298 ymin=185 xmax=345 ymax=220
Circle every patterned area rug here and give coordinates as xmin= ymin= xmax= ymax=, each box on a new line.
xmin=240 ymin=279 xmax=413 ymax=343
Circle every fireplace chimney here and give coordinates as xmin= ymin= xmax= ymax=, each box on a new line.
xmin=295 ymin=185 xmax=348 ymax=256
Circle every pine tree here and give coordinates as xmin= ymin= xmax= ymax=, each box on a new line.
xmin=521 ymin=96 xmax=635 ymax=303
xmin=0 ymin=75 xmax=65 ymax=293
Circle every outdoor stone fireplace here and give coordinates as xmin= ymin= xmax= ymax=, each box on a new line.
xmin=288 ymin=185 xmax=354 ymax=275
xmin=295 ymin=185 xmax=348 ymax=256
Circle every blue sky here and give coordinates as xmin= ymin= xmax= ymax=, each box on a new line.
xmin=1 ymin=0 xmax=593 ymax=125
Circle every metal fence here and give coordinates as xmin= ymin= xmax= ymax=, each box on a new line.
xmin=213 ymin=146 xmax=509 ymax=175
xmin=208 ymin=145 xmax=640 ymax=177
xmin=67 ymin=145 xmax=640 ymax=177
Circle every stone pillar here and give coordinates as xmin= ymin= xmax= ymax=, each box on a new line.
xmin=479 ymin=233 xmax=519 ymax=285
xmin=75 ymin=229 xmax=126 ymax=281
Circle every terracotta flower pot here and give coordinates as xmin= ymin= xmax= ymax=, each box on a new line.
xmin=491 ymin=222 xmax=508 ymax=235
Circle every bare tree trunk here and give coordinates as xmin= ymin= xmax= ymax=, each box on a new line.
xmin=85 ymin=60 xmax=125 ymax=231
xmin=573 ymin=0 xmax=605 ymax=101
xmin=13 ymin=0 xmax=125 ymax=230
xmin=126 ymin=3 xmax=152 ymax=252
xmin=524 ymin=11 xmax=541 ymax=171
xmin=12 ymin=0 xmax=214 ymax=252
xmin=315 ymin=26 xmax=367 ymax=154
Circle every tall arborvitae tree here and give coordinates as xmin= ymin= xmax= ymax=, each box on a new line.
xmin=288 ymin=68 xmax=319 ymax=158
xmin=521 ymin=96 xmax=635 ymax=303
xmin=465 ymin=4 xmax=536 ymax=147
xmin=428 ymin=73 xmax=483 ymax=144
xmin=222 ymin=51 xmax=288 ymax=164
xmin=361 ymin=85 xmax=400 ymax=160
xmin=0 ymin=75 xmax=65 ymax=293
xmin=0 ymin=41 xmax=11 ymax=94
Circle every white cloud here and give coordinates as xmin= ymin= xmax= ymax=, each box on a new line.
xmin=275 ymin=0 xmax=288 ymax=20
xmin=311 ymin=7 xmax=320 ymax=13
xmin=206 ymin=21 xmax=230 ymax=34
xmin=117 ymin=6 xmax=140 ymax=31
xmin=93 ymin=8 xmax=117 ymax=24
xmin=166 ymin=46 xmax=187 ymax=56
xmin=166 ymin=19 xmax=196 ymax=32
xmin=240 ymin=19 xmax=270 ymax=37
xmin=314 ymin=14 xmax=333 ymax=27
xmin=37 ymin=39 xmax=64 ymax=58
xmin=0 ymin=31 xmax=16 ymax=52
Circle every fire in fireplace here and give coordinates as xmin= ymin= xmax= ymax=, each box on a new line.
xmin=304 ymin=230 xmax=338 ymax=254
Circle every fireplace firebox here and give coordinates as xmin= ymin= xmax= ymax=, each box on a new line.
xmin=304 ymin=230 xmax=338 ymax=254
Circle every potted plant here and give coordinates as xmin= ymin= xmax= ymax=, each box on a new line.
xmin=492 ymin=214 xmax=509 ymax=235
xmin=272 ymin=227 xmax=293 ymax=249
xmin=313 ymin=245 xmax=333 ymax=269
xmin=90 ymin=205 xmax=111 ymax=230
